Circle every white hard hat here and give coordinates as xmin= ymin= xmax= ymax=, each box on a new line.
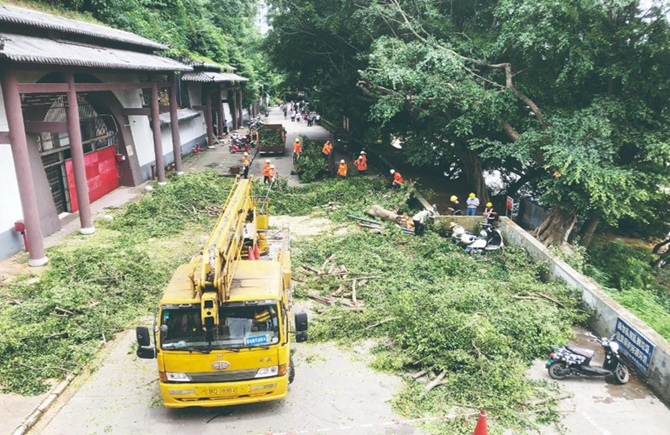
xmin=360 ymin=151 xmax=366 ymax=155
xmin=266 ymin=159 xmax=270 ymax=163
xmin=390 ymin=169 xmax=395 ymax=174
xmin=270 ymin=165 xmax=275 ymax=168
xmin=244 ymin=152 xmax=248 ymax=156
xmin=340 ymin=159 xmax=345 ymax=164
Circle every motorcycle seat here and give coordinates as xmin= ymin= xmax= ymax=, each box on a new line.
xmin=566 ymin=346 xmax=594 ymax=359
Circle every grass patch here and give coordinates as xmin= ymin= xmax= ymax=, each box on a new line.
xmin=0 ymin=171 xmax=230 ymax=395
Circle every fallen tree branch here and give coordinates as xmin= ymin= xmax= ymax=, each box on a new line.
xmin=422 ymin=370 xmax=447 ymax=396
xmin=352 ymin=279 xmax=357 ymax=306
xmin=320 ymin=254 xmax=335 ymax=273
xmin=365 ymin=317 xmax=397 ymax=330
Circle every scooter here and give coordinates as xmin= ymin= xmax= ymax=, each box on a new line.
xmin=450 ymin=224 xmax=478 ymax=247
xmin=466 ymin=223 xmax=504 ymax=254
xmin=546 ymin=332 xmax=630 ymax=384
xmin=229 ymin=134 xmax=250 ymax=153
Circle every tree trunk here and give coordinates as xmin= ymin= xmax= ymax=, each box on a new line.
xmin=579 ymin=215 xmax=601 ymax=248
xmin=458 ymin=148 xmax=489 ymax=204
xmin=536 ymin=207 xmax=577 ymax=246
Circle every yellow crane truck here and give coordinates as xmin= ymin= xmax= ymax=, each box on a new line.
xmin=135 ymin=176 xmax=308 ymax=408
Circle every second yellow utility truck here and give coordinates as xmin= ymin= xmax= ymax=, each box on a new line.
xmin=135 ymin=176 xmax=307 ymax=408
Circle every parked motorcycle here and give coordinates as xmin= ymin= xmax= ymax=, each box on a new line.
xmin=229 ymin=134 xmax=250 ymax=153
xmin=449 ymin=224 xmax=478 ymax=247
xmin=546 ymin=332 xmax=630 ymax=384
xmin=466 ymin=223 xmax=504 ymax=254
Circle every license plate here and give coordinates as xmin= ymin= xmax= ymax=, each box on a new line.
xmin=208 ymin=387 xmax=237 ymax=396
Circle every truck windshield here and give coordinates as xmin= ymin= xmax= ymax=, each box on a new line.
xmin=160 ymin=303 xmax=280 ymax=351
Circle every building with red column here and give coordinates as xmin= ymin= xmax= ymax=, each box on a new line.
xmin=0 ymin=5 xmax=217 ymax=265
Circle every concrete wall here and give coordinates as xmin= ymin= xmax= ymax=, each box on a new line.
xmin=498 ymin=217 xmax=670 ymax=405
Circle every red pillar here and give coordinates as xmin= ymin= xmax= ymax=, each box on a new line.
xmin=205 ymin=90 xmax=215 ymax=148
xmin=150 ymin=78 xmax=166 ymax=185
xmin=217 ymin=87 xmax=225 ymax=138
xmin=65 ymin=72 xmax=95 ymax=235
xmin=0 ymin=68 xmax=48 ymax=266
xmin=230 ymin=88 xmax=238 ymax=130
xmin=168 ymin=73 xmax=183 ymax=175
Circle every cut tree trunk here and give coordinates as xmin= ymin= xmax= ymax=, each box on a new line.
xmin=366 ymin=205 xmax=399 ymax=222
xmin=536 ymin=207 xmax=577 ymax=246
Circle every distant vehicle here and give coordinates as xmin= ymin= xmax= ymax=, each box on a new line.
xmin=259 ymin=124 xmax=287 ymax=155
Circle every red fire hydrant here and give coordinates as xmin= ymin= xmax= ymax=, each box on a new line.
xmin=14 ymin=221 xmax=29 ymax=252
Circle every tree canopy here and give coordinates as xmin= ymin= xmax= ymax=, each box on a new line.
xmin=265 ymin=0 xmax=670 ymax=242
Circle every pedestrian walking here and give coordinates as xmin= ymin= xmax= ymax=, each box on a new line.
xmin=466 ymin=193 xmax=480 ymax=216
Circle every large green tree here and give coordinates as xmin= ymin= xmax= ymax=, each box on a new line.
xmin=273 ymin=0 xmax=670 ymax=244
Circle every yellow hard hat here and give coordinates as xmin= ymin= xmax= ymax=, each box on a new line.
xmin=294 ymin=138 xmax=300 ymax=142
xmin=450 ymin=195 xmax=457 ymax=202
xmin=486 ymin=202 xmax=492 ymax=207
xmin=469 ymin=193 xmax=476 ymax=198
xmin=244 ymin=152 xmax=249 ymax=156
xmin=270 ymin=165 xmax=275 ymax=168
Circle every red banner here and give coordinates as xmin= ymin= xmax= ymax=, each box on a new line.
xmin=506 ymin=196 xmax=514 ymax=210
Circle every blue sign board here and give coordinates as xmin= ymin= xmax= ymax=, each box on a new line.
xmin=614 ymin=317 xmax=654 ymax=376
xmin=244 ymin=334 xmax=269 ymax=346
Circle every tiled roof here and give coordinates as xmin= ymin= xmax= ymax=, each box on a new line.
xmin=0 ymin=5 xmax=167 ymax=50
xmin=0 ymin=33 xmax=191 ymax=71
xmin=181 ymin=71 xmax=249 ymax=83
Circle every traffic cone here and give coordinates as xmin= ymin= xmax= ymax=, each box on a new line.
xmin=473 ymin=409 xmax=487 ymax=435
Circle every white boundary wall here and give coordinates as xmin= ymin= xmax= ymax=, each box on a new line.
xmin=497 ymin=217 xmax=670 ymax=404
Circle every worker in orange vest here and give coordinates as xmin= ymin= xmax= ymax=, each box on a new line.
xmin=293 ymin=138 xmax=302 ymax=163
xmin=390 ymin=169 xmax=404 ymax=188
xmin=242 ymin=152 xmax=250 ymax=179
xmin=268 ymin=165 xmax=276 ymax=183
xmin=337 ymin=159 xmax=348 ymax=179
xmin=262 ymin=159 xmax=272 ymax=184
xmin=322 ymin=140 xmax=333 ymax=157
xmin=355 ymin=151 xmax=367 ymax=175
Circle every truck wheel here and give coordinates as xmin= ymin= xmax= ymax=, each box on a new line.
xmin=288 ymin=356 xmax=295 ymax=384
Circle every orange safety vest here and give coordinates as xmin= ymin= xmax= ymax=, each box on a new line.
xmin=268 ymin=167 xmax=276 ymax=179
xmin=293 ymin=141 xmax=302 ymax=154
xmin=254 ymin=309 xmax=271 ymax=322
xmin=356 ymin=155 xmax=367 ymax=171
xmin=262 ymin=163 xmax=271 ymax=176
xmin=322 ymin=141 xmax=333 ymax=155
xmin=393 ymin=172 xmax=404 ymax=184
xmin=337 ymin=163 xmax=348 ymax=176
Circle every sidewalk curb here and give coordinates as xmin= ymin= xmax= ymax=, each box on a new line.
xmin=12 ymin=374 xmax=75 ymax=435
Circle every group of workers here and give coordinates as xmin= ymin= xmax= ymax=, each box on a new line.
xmin=447 ymin=193 xmax=495 ymax=219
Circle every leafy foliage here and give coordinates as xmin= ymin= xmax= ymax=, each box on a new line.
xmin=0 ymin=171 xmax=229 ymax=394
xmin=291 ymin=225 xmax=586 ymax=433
